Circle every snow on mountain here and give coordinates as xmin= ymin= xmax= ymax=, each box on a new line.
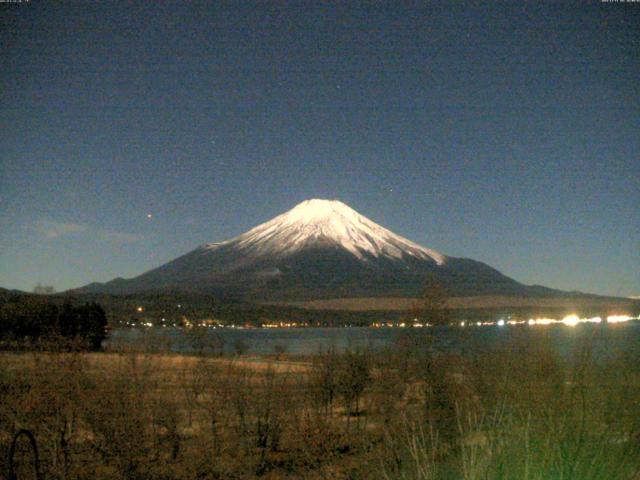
xmin=202 ymin=199 xmax=446 ymax=265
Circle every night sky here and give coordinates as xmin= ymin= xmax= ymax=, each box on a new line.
xmin=1 ymin=1 xmax=638 ymax=297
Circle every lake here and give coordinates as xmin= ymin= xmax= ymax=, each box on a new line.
xmin=108 ymin=321 xmax=640 ymax=359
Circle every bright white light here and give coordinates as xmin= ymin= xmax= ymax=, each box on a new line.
xmin=562 ymin=315 xmax=580 ymax=327
xmin=452 ymin=314 xmax=636 ymax=329
xmin=535 ymin=318 xmax=556 ymax=325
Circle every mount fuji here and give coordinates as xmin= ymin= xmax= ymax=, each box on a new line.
xmin=78 ymin=199 xmax=556 ymax=300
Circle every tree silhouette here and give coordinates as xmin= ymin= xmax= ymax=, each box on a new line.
xmin=0 ymin=297 xmax=107 ymax=350
xmin=412 ymin=276 xmax=450 ymax=326
xmin=33 ymin=284 xmax=56 ymax=295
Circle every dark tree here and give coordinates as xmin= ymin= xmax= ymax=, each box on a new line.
xmin=337 ymin=349 xmax=372 ymax=418
xmin=57 ymin=302 xmax=80 ymax=338
xmin=75 ymin=303 xmax=108 ymax=350
xmin=33 ymin=284 xmax=56 ymax=295
xmin=0 ymin=296 xmax=108 ymax=350
xmin=0 ymin=297 xmax=57 ymax=340
xmin=412 ymin=276 xmax=450 ymax=326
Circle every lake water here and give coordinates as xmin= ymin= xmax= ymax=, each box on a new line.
xmin=108 ymin=321 xmax=640 ymax=359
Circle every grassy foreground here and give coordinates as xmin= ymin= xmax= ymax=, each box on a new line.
xmin=1 ymin=328 xmax=639 ymax=479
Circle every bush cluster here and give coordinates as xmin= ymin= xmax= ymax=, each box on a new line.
xmin=0 ymin=296 xmax=108 ymax=350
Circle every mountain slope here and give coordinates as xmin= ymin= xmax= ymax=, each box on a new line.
xmin=76 ymin=199 xmax=556 ymax=300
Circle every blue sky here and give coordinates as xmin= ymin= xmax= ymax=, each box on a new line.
xmin=1 ymin=1 xmax=638 ymax=296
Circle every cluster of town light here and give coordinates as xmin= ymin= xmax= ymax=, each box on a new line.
xmin=500 ymin=314 xmax=637 ymax=327
xmin=464 ymin=314 xmax=638 ymax=327
xmin=130 ymin=304 xmax=638 ymax=329
xmin=262 ymin=322 xmax=303 ymax=328
xmin=372 ymin=314 xmax=638 ymax=329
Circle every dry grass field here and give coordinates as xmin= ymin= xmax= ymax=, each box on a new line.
xmin=1 ymin=329 xmax=640 ymax=479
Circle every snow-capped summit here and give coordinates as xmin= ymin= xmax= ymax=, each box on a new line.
xmin=205 ymin=199 xmax=446 ymax=265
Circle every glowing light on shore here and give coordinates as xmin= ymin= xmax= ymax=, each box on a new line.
xmin=561 ymin=315 xmax=580 ymax=327
xmin=370 ymin=314 xmax=638 ymax=329
xmin=533 ymin=318 xmax=556 ymax=325
xmin=368 ymin=317 xmax=620 ymax=329
xmin=519 ymin=315 xmax=605 ymax=327
xmin=607 ymin=315 xmax=634 ymax=323
xmin=488 ymin=314 xmax=639 ymax=328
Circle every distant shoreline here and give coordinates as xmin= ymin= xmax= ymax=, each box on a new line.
xmin=267 ymin=294 xmax=638 ymax=312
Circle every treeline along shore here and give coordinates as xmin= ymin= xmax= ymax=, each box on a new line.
xmin=0 ymin=291 xmax=107 ymax=350
xmin=3 ymin=287 xmax=636 ymax=332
